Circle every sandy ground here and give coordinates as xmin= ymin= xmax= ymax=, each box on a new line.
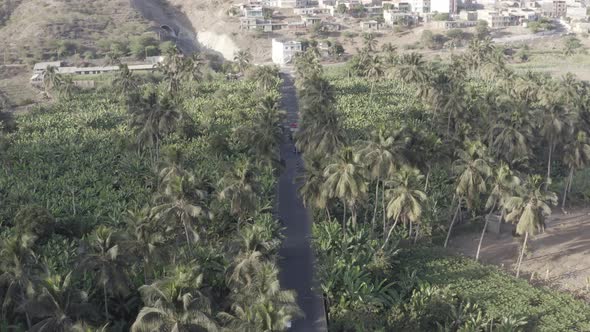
xmin=450 ymin=208 xmax=590 ymax=296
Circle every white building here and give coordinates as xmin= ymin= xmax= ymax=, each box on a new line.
xmin=410 ymin=0 xmax=430 ymax=13
xmin=271 ymin=39 xmax=302 ymax=66
xmin=272 ymin=0 xmax=308 ymax=7
xmin=431 ymin=0 xmax=457 ymax=13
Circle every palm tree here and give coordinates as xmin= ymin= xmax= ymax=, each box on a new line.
xmin=504 ymin=175 xmax=557 ymax=277
xmin=394 ymin=52 xmax=428 ymax=87
xmin=124 ymin=207 xmax=166 ymax=283
xmin=43 ymin=66 xmax=62 ymax=99
xmin=251 ymin=65 xmax=280 ymax=91
xmin=475 ymin=163 xmax=520 ymax=261
xmin=298 ymin=157 xmax=329 ymax=219
xmin=112 ymin=64 xmax=138 ymax=96
xmin=221 ymin=262 xmax=301 ymax=332
xmin=487 ymin=97 xmax=533 ymax=166
xmin=129 ymin=93 xmax=182 ymax=162
xmin=444 ymin=141 xmax=492 ymax=248
xmin=235 ymin=95 xmax=285 ymax=166
xmin=323 ymin=147 xmax=368 ymax=229
xmin=540 ymin=92 xmax=575 ymax=186
xmin=57 ymin=75 xmax=77 ymax=100
xmin=78 ymin=226 xmax=129 ymax=321
xmin=362 ymin=32 xmax=377 ymax=52
xmin=356 ymin=129 xmax=406 ymax=231
xmin=152 ymin=172 xmax=209 ymax=255
xmin=561 ymin=130 xmax=590 ymax=209
xmin=156 ymin=54 xmax=185 ymax=94
xmin=131 ymin=266 xmax=218 ymax=332
xmin=297 ymin=107 xmax=345 ymax=157
xmin=234 ymin=49 xmax=253 ymax=74
xmin=0 ymin=234 xmax=37 ymax=328
xmin=382 ymin=167 xmax=427 ymax=248
xmin=363 ymin=55 xmax=384 ymax=104
xmin=24 ymin=271 xmax=94 ymax=332
xmin=184 ymin=52 xmax=205 ymax=83
xmin=218 ymin=158 xmax=259 ymax=231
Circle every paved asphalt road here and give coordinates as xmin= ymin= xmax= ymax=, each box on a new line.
xmin=277 ymin=72 xmax=328 ymax=332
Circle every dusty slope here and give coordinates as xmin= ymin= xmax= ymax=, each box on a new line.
xmin=0 ymin=0 xmax=154 ymax=63
xmin=165 ymin=0 xmax=271 ymax=61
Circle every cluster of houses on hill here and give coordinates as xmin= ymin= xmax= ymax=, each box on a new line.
xmin=30 ymin=56 xmax=165 ymax=86
xmin=235 ymin=0 xmax=589 ymax=35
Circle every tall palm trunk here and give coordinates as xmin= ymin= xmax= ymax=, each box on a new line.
xmin=562 ymin=167 xmax=574 ymax=210
xmin=516 ymin=232 xmax=529 ymax=278
xmin=444 ymin=202 xmax=461 ymax=248
xmin=424 ymin=169 xmax=430 ymax=191
xmin=546 ymin=142 xmax=553 ymax=189
xmin=414 ymin=224 xmax=420 ymax=244
xmin=103 ymin=282 xmax=109 ymax=321
xmin=21 ymin=287 xmax=31 ymax=329
xmin=382 ymin=215 xmax=399 ymax=249
xmin=325 ymin=207 xmax=331 ymax=222
xmin=476 ymin=200 xmax=496 ymax=261
xmin=382 ymin=185 xmax=386 ymax=234
xmin=372 ymin=180 xmax=380 ymax=229
xmin=342 ymin=202 xmax=347 ymax=231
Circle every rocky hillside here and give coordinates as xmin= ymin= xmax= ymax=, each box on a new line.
xmin=0 ymin=0 xmax=154 ymax=64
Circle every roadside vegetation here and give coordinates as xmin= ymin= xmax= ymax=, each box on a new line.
xmin=0 ymin=49 xmax=300 ymax=331
xmin=295 ymin=32 xmax=590 ymax=330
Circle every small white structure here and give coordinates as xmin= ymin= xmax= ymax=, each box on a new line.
xmin=271 ymin=39 xmax=302 ymax=66
xmin=33 ymin=61 xmax=63 ymax=74
xmin=431 ymin=0 xmax=457 ymax=14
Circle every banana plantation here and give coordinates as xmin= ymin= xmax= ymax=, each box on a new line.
xmin=1 ymin=35 xmax=590 ymax=332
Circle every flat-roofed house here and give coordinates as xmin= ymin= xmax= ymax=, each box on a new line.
xmin=272 ymin=38 xmax=302 ymax=65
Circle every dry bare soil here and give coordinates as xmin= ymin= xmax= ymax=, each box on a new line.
xmin=450 ymin=209 xmax=590 ymax=296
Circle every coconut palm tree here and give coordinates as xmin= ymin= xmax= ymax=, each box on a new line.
xmin=221 ymin=262 xmax=301 ymax=332
xmin=487 ymin=97 xmax=533 ymax=166
xmin=250 ymin=65 xmax=280 ymax=91
xmin=218 ymin=158 xmax=259 ymax=231
xmin=57 ymin=75 xmax=77 ymax=100
xmin=299 ymin=76 xmax=335 ymax=111
xmin=395 ymin=52 xmax=428 ymax=87
xmin=356 ymin=129 xmax=406 ymax=230
xmin=112 ymin=64 xmax=138 ymax=96
xmin=78 ymin=225 xmax=129 ymax=321
xmin=475 ymin=163 xmax=520 ymax=261
xmin=129 ymin=93 xmax=182 ymax=162
xmin=24 ymin=271 xmax=94 ymax=332
xmin=296 ymin=106 xmax=344 ymax=157
xmin=561 ymin=130 xmax=590 ymax=209
xmin=382 ymin=167 xmax=427 ymax=248
xmin=152 ymin=172 xmax=209 ymax=255
xmin=323 ymin=147 xmax=368 ymax=229
xmin=124 ymin=207 xmax=166 ymax=283
xmin=235 ymin=95 xmax=285 ymax=166
xmin=234 ymin=49 xmax=253 ymax=74
xmin=444 ymin=141 xmax=492 ymax=248
xmin=0 ymin=234 xmax=37 ymax=328
xmin=503 ymin=175 xmax=557 ymax=277
xmin=298 ymin=156 xmax=329 ymax=219
xmin=43 ymin=66 xmax=62 ymax=99
xmin=363 ymin=55 xmax=384 ymax=104
xmin=156 ymin=54 xmax=185 ymax=94
xmin=540 ymin=92 xmax=576 ymax=186
xmin=363 ymin=32 xmax=377 ymax=52
xmin=131 ymin=266 xmax=218 ymax=332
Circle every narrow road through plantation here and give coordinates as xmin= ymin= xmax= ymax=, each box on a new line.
xmin=277 ymin=72 xmax=327 ymax=331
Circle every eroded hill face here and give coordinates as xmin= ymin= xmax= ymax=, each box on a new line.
xmin=0 ymin=0 xmax=152 ymax=63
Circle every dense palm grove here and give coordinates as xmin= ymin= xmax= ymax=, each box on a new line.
xmin=296 ymin=35 xmax=590 ymax=330
xmin=0 ymin=52 xmax=301 ymax=330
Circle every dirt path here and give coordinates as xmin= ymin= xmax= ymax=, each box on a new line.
xmin=451 ymin=209 xmax=590 ymax=294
